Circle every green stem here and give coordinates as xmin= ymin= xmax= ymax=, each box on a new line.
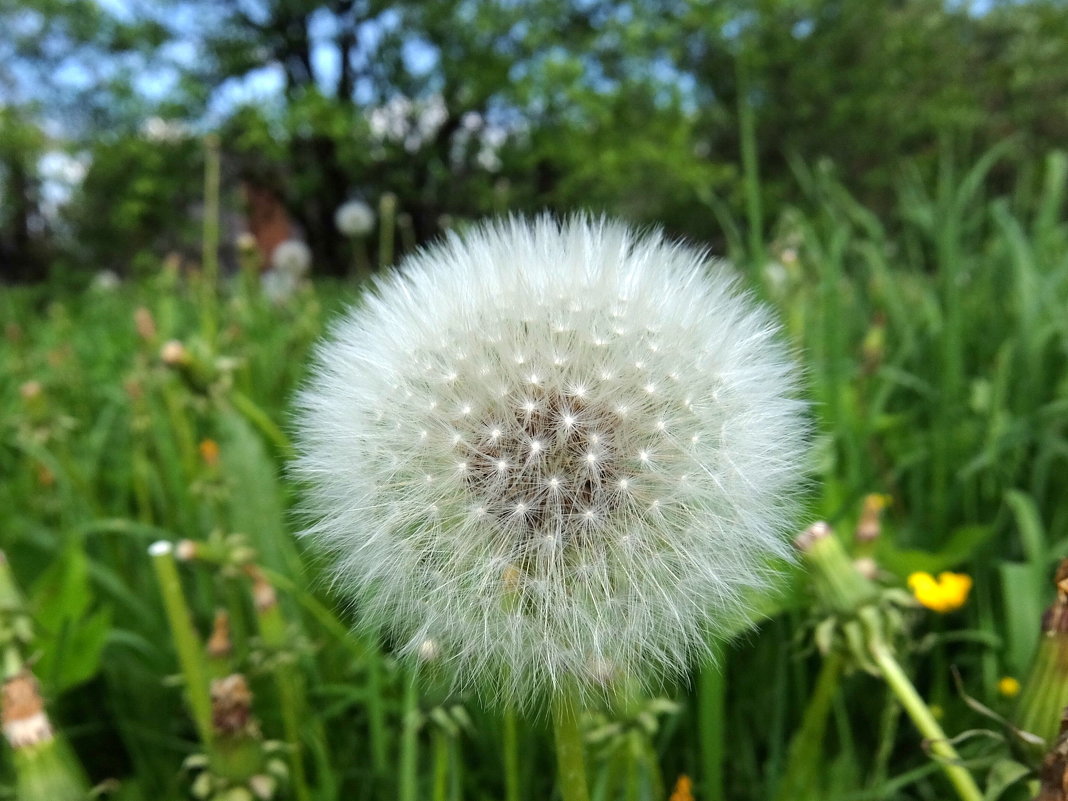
xmin=228 ymin=390 xmax=293 ymax=458
xmin=398 ymin=675 xmax=420 ymax=801
xmin=870 ymin=640 xmax=982 ymax=801
xmin=502 ymin=705 xmax=522 ymax=801
xmin=775 ymin=652 xmax=843 ymax=801
xmin=201 ymin=134 xmax=221 ymax=346
xmin=697 ymin=654 xmax=725 ymax=800
xmin=251 ymin=579 xmax=312 ymax=801
xmin=366 ymin=645 xmax=389 ymax=777
xmin=149 ymin=541 xmax=213 ymax=748
xmin=736 ymin=51 xmax=764 ymax=270
xmin=432 ymin=728 xmax=449 ymax=801
xmin=551 ymin=686 xmax=590 ymax=801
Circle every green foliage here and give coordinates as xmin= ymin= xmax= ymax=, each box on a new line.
xmin=2 ymin=146 xmax=1068 ymax=799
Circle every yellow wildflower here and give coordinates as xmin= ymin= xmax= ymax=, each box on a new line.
xmin=669 ymin=774 xmax=694 ymax=801
xmin=997 ymin=676 xmax=1021 ymax=698
xmin=199 ymin=439 xmax=220 ymax=468
xmin=907 ymin=571 xmax=973 ymax=613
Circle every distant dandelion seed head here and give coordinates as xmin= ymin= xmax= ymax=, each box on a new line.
xmin=334 ymin=200 xmax=376 ymax=237
xmin=271 ymin=239 xmax=312 ymax=277
xmin=293 ymin=216 xmax=808 ymax=704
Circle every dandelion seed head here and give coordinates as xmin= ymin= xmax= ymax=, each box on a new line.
xmin=293 ymin=216 xmax=808 ymax=705
xmin=334 ymin=199 xmax=376 ymax=237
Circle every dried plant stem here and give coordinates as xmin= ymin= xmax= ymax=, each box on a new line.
xmin=552 ymin=686 xmax=590 ymax=801
xmin=869 ymin=638 xmax=982 ymax=801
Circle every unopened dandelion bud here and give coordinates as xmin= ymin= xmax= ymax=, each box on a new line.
xmin=211 ymin=674 xmax=254 ymax=736
xmin=18 ymin=380 xmax=42 ymax=402
xmin=199 ymin=439 xmax=221 ymax=468
xmin=668 ymin=774 xmax=694 ymax=801
xmin=2 ymin=674 xmax=53 ymax=749
xmin=294 ymin=216 xmax=808 ymax=704
xmin=246 ymin=567 xmax=277 ymax=613
xmin=1015 ymin=559 xmax=1068 ymax=751
xmin=856 ymin=493 xmax=890 ymax=543
xmin=797 ymin=522 xmax=879 ymax=615
xmin=161 ymin=340 xmax=189 ymax=366
xmin=248 ymin=774 xmax=277 ymax=800
xmin=853 ymin=556 xmax=879 ymax=580
xmin=207 ymin=610 xmax=233 ymax=662
xmin=134 ymin=306 xmax=157 ymax=341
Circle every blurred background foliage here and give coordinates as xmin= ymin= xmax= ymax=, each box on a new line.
xmin=3 ymin=0 xmax=1068 ymax=279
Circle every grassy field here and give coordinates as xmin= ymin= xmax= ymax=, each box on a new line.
xmin=2 ymin=147 xmax=1067 ymax=801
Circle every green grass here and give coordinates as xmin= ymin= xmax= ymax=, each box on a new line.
xmin=1 ymin=148 xmax=1067 ymax=801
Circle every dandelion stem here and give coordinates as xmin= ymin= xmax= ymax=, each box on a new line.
xmin=432 ymin=727 xmax=449 ymax=801
xmin=502 ymin=705 xmax=522 ymax=801
xmin=366 ymin=644 xmax=389 ymax=778
xmin=869 ymin=638 xmax=982 ymax=801
xmin=697 ymin=654 xmax=725 ymax=800
xmin=775 ymin=651 xmax=844 ymax=801
xmin=398 ymin=674 xmax=420 ymax=801
xmin=551 ymin=686 xmax=590 ymax=801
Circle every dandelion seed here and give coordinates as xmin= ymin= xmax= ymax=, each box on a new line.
xmin=293 ymin=216 xmax=808 ymax=704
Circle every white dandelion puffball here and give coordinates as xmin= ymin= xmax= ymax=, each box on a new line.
xmin=294 ymin=216 xmax=807 ymax=703
xmin=335 ymin=199 xmax=376 ymax=237
xmin=271 ymin=239 xmax=312 ymax=276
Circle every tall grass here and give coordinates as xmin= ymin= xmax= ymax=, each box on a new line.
xmin=1 ymin=148 xmax=1066 ymax=800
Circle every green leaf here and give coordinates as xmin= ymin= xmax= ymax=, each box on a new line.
xmin=877 ymin=524 xmax=995 ymax=576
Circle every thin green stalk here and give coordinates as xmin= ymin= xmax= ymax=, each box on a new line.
xmin=736 ymin=51 xmax=763 ymax=270
xmin=433 ymin=728 xmax=449 ymax=801
xmin=398 ymin=675 xmax=421 ymax=801
xmin=201 ymin=134 xmax=221 ymax=345
xmin=551 ymin=685 xmax=590 ymax=801
xmin=502 ymin=705 xmax=522 ymax=801
xmin=366 ymin=645 xmax=389 ymax=777
xmin=228 ymin=389 xmax=293 ymax=458
xmin=149 ymin=541 xmax=213 ymax=748
xmin=869 ymin=639 xmax=982 ymax=801
xmin=775 ymin=652 xmax=843 ymax=801
xmin=697 ymin=654 xmax=725 ymax=800
xmin=379 ymin=193 xmax=397 ymax=269
xmin=249 ymin=572 xmax=312 ymax=801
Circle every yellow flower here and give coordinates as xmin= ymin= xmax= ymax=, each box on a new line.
xmin=907 ymin=571 xmax=973 ymax=613
xmin=998 ymin=676 xmax=1021 ymax=698
xmin=669 ymin=775 xmax=694 ymax=801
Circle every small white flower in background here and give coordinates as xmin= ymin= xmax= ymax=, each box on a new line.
xmin=235 ymin=232 xmax=258 ymax=253
xmin=261 ymin=269 xmax=300 ymax=304
xmin=91 ymin=270 xmax=121 ymax=291
xmin=335 ymin=200 xmax=376 ymax=237
xmin=293 ymin=216 xmax=808 ymax=704
xmin=270 ymin=239 xmax=312 ymax=277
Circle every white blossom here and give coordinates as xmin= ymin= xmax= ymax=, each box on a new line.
xmin=270 ymin=239 xmax=312 ymax=277
xmin=335 ymin=200 xmax=376 ymax=237
xmin=293 ymin=216 xmax=808 ymax=704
